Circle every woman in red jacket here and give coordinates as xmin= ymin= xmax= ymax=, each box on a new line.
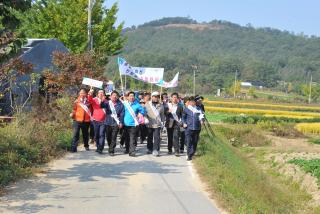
xmin=89 ymin=89 xmax=107 ymax=154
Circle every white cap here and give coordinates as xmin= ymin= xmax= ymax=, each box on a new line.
xmin=151 ymin=91 xmax=160 ymax=97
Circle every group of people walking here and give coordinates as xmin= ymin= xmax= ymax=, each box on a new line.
xmin=70 ymin=88 xmax=205 ymax=161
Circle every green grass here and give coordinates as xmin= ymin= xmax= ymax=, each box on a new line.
xmin=205 ymin=112 xmax=232 ymax=122
xmin=203 ymin=90 xmax=311 ymax=105
xmin=288 ymin=159 xmax=320 ymax=185
xmin=309 ymin=138 xmax=320 ymax=145
xmin=194 ymin=129 xmax=319 ymax=213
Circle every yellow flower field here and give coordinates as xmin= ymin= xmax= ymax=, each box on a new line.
xmin=206 ymin=106 xmax=320 ymax=118
xmin=295 ymin=123 xmax=320 ymax=134
xmin=263 ymin=114 xmax=315 ymax=119
xmin=203 ymin=100 xmax=320 ymax=112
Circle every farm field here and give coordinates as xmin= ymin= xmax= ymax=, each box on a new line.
xmin=203 ymin=98 xmax=320 ymax=212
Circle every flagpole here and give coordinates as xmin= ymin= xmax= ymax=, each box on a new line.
xmin=119 ymin=73 xmax=124 ymax=94
xmin=150 ymin=82 xmax=153 ymax=92
xmin=124 ymin=75 xmax=127 ymax=91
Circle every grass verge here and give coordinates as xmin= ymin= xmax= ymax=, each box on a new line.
xmin=194 ymin=129 xmax=320 ymax=213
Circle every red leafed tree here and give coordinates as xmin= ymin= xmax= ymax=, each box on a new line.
xmin=43 ymin=51 xmax=107 ymax=93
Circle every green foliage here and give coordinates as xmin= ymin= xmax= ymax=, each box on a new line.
xmin=248 ymin=87 xmax=256 ymax=96
xmin=0 ymin=1 xmax=31 ymax=65
xmin=0 ymin=0 xmax=31 ymax=30
xmin=93 ymin=4 xmax=125 ymax=64
xmin=195 ymin=132 xmax=316 ymax=213
xmin=288 ymin=159 xmax=320 ymax=185
xmin=0 ymin=95 xmax=73 ymax=188
xmin=215 ymin=124 xmax=270 ymax=147
xmin=106 ymin=17 xmax=320 ymax=93
xmin=299 ymin=83 xmax=320 ymax=102
xmin=309 ymin=138 xmax=320 ymax=145
xmin=19 ymin=0 xmax=125 ymax=62
xmin=227 ymin=80 xmax=241 ymax=96
xmin=139 ymin=17 xmax=197 ymax=27
xmin=221 ymin=114 xmax=320 ymax=124
xmin=257 ymin=121 xmax=303 ymax=138
xmin=205 ymin=112 xmax=231 ymax=122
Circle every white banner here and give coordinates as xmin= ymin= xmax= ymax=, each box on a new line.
xmin=157 ymin=72 xmax=179 ymax=88
xmin=118 ymin=57 xmax=164 ymax=84
xmin=82 ymin=77 xmax=103 ymax=89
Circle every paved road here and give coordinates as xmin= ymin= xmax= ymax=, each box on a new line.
xmin=0 ymin=138 xmax=220 ymax=214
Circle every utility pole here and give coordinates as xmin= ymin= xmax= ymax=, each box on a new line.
xmin=308 ymin=73 xmax=312 ymax=104
xmin=234 ymin=70 xmax=237 ymax=98
xmin=87 ymin=0 xmax=93 ymax=51
xmin=191 ymin=65 xmax=197 ymax=96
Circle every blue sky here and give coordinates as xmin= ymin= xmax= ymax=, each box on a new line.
xmin=105 ymin=0 xmax=320 ymax=36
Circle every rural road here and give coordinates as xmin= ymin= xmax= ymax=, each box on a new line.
xmin=0 ymin=138 xmax=220 ymax=214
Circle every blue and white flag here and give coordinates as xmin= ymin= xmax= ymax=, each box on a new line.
xmin=118 ymin=57 xmax=164 ymax=84
xmin=156 ymin=72 xmax=179 ymax=88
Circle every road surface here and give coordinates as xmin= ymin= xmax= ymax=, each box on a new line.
xmin=0 ymin=138 xmax=220 ymax=214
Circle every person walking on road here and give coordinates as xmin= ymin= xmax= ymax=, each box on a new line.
xmin=179 ymin=96 xmax=189 ymax=153
xmin=145 ymin=91 xmax=165 ymax=157
xmin=101 ymin=90 xmax=124 ymax=156
xmin=166 ymin=92 xmax=183 ymax=156
xmin=90 ymin=89 xmax=107 ymax=154
xmin=123 ymin=91 xmax=145 ymax=157
xmin=70 ymin=88 xmax=93 ymax=152
xmin=182 ymin=96 xmax=204 ymax=161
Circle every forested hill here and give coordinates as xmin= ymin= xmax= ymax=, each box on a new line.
xmin=106 ymin=17 xmax=320 ymax=93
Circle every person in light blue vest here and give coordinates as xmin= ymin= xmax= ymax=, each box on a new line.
xmin=123 ymin=91 xmax=145 ymax=157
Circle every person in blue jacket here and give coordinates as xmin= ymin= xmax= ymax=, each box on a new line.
xmin=182 ymin=96 xmax=204 ymax=161
xmin=123 ymin=91 xmax=146 ymax=157
xmin=100 ymin=90 xmax=124 ymax=156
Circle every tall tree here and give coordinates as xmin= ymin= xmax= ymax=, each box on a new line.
xmin=20 ymin=0 xmax=125 ymax=63
xmin=0 ymin=0 xmax=32 ymax=64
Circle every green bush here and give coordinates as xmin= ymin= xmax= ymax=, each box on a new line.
xmin=0 ymin=96 xmax=73 ymax=188
xmin=288 ymin=159 xmax=320 ymax=185
xmin=215 ymin=124 xmax=270 ymax=147
xmin=222 ymin=115 xmax=320 ymax=124
xmin=257 ymin=121 xmax=304 ymax=138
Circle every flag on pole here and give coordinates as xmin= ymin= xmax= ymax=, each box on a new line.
xmin=156 ymin=72 xmax=179 ymax=88
xmin=118 ymin=57 xmax=164 ymax=84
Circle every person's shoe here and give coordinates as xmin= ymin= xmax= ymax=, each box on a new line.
xmin=85 ymin=147 xmax=90 ymax=151
xmin=70 ymin=149 xmax=77 ymax=153
xmin=153 ymin=151 xmax=160 ymax=157
xmin=120 ymin=144 xmax=124 ymax=149
xmin=187 ymin=156 xmax=192 ymax=161
xmin=109 ymin=152 xmax=115 ymax=156
xmin=174 ymin=151 xmax=179 ymax=157
xmin=167 ymin=150 xmax=173 ymax=155
xmin=129 ymin=153 xmax=136 ymax=157
xmin=180 ymin=150 xmax=184 ymax=154
xmin=147 ymin=150 xmax=152 ymax=154
xmin=98 ymin=150 xmax=103 ymax=154
xmin=124 ymin=150 xmax=129 ymax=154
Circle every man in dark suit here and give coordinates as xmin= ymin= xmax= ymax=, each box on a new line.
xmin=182 ymin=96 xmax=204 ymax=161
xmin=165 ymin=92 xmax=183 ymax=156
xmin=100 ymin=90 xmax=125 ymax=156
